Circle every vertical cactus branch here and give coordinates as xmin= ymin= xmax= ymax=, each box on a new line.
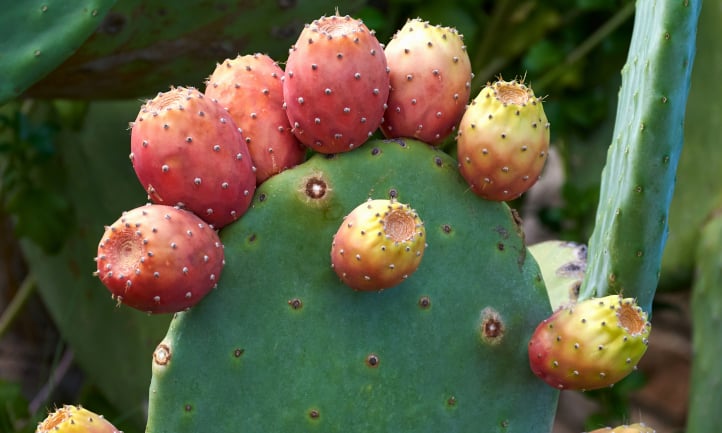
xmin=580 ymin=0 xmax=701 ymax=313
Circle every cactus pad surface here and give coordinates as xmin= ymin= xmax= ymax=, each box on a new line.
xmin=0 ymin=1 xmax=114 ymax=103
xmin=146 ymin=138 xmax=557 ymax=432
xmin=580 ymin=0 xmax=701 ymax=312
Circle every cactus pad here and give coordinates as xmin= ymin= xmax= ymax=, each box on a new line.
xmin=0 ymin=1 xmax=114 ymax=103
xmin=580 ymin=0 xmax=701 ymax=312
xmin=146 ymin=138 xmax=557 ymax=432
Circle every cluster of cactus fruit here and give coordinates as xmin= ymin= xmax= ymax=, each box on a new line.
xmin=59 ymin=10 xmax=670 ymax=433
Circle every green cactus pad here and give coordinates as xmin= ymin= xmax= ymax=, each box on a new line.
xmin=146 ymin=138 xmax=557 ymax=432
xmin=0 ymin=0 xmax=114 ymax=103
xmin=660 ymin=0 xmax=722 ymax=291
xmin=581 ymin=0 xmax=701 ymax=313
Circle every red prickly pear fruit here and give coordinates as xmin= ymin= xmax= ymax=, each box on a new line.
xmin=330 ymin=199 xmax=426 ymax=291
xmin=381 ymin=18 xmax=472 ymax=145
xmin=456 ymin=79 xmax=550 ymax=201
xmin=205 ymin=53 xmax=306 ymax=184
xmin=283 ymin=14 xmax=390 ymax=154
xmin=129 ymin=86 xmax=256 ymax=228
xmin=586 ymin=423 xmax=657 ymax=433
xmin=528 ymin=294 xmax=651 ymax=391
xmin=36 ymin=404 xmax=121 ymax=433
xmin=95 ymin=203 xmax=224 ymax=314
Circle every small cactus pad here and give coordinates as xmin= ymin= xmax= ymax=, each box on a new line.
xmin=528 ymin=240 xmax=587 ymax=310
xmin=36 ymin=405 xmax=121 ymax=433
xmin=146 ymin=138 xmax=557 ymax=432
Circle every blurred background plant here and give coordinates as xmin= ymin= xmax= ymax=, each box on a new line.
xmin=0 ymin=1 xmax=715 ymax=432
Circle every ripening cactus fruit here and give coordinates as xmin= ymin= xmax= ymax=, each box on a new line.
xmin=205 ymin=53 xmax=306 ymax=184
xmin=456 ymin=79 xmax=550 ymax=201
xmin=283 ymin=14 xmax=390 ymax=153
xmin=129 ymin=86 xmax=256 ymax=228
xmin=95 ymin=203 xmax=224 ymax=314
xmin=527 ymin=294 xmax=650 ymax=391
xmin=586 ymin=422 xmax=656 ymax=433
xmin=36 ymin=404 xmax=121 ymax=433
xmin=381 ymin=18 xmax=472 ymax=145
xmin=331 ymin=198 xmax=426 ymax=291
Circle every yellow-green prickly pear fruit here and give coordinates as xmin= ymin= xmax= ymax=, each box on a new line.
xmin=36 ymin=405 xmax=121 ymax=433
xmin=331 ymin=198 xmax=426 ymax=291
xmin=456 ymin=79 xmax=550 ymax=201
xmin=586 ymin=422 xmax=657 ymax=433
xmin=528 ymin=294 xmax=650 ymax=391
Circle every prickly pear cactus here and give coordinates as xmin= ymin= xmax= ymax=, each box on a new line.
xmin=146 ymin=139 xmax=558 ymax=432
xmin=580 ymin=0 xmax=701 ymax=313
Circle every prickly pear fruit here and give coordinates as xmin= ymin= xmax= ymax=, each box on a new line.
xmin=36 ymin=404 xmax=121 ymax=433
xmin=331 ymin=198 xmax=426 ymax=291
xmin=381 ymin=18 xmax=472 ymax=145
xmin=586 ymin=422 xmax=656 ymax=433
xmin=283 ymin=14 xmax=390 ymax=153
xmin=129 ymin=86 xmax=256 ymax=228
xmin=528 ymin=294 xmax=650 ymax=391
xmin=95 ymin=203 xmax=224 ymax=314
xmin=456 ymin=79 xmax=550 ymax=201
xmin=205 ymin=53 xmax=306 ymax=184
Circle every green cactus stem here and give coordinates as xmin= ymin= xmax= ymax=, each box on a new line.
xmin=660 ymin=0 xmax=722 ymax=291
xmin=580 ymin=0 xmax=701 ymax=313
xmin=146 ymin=139 xmax=558 ymax=432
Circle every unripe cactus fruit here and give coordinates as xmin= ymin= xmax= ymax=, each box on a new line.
xmin=129 ymin=86 xmax=256 ymax=228
xmin=36 ymin=404 xmax=121 ymax=433
xmin=283 ymin=14 xmax=390 ymax=153
xmin=205 ymin=53 xmax=306 ymax=184
xmin=95 ymin=203 xmax=224 ymax=314
xmin=456 ymin=79 xmax=550 ymax=201
xmin=331 ymin=198 xmax=426 ymax=291
xmin=586 ymin=422 xmax=656 ymax=433
xmin=381 ymin=18 xmax=472 ymax=145
xmin=527 ymin=294 xmax=650 ymax=391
